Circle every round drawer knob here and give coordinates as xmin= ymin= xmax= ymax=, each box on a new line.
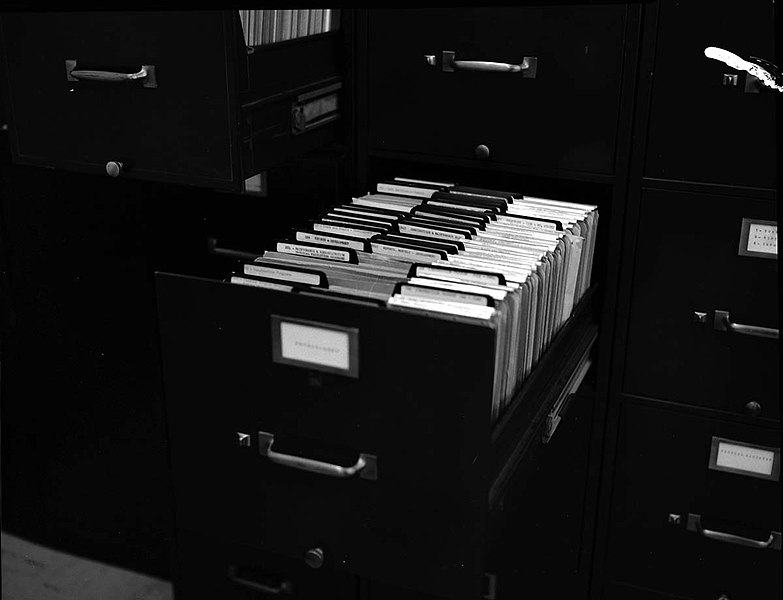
xmin=105 ymin=161 xmax=124 ymax=178
xmin=744 ymin=401 xmax=762 ymax=416
xmin=474 ymin=144 xmax=490 ymax=160
xmin=304 ymin=547 xmax=324 ymax=569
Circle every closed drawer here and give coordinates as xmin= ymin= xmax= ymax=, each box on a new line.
xmin=606 ymin=402 xmax=781 ymax=600
xmin=367 ymin=7 xmax=627 ymax=176
xmin=0 ymin=12 xmax=239 ymax=188
xmin=623 ymin=189 xmax=778 ymax=420
xmin=173 ymin=529 xmax=358 ymax=600
xmin=644 ymin=0 xmax=777 ymax=189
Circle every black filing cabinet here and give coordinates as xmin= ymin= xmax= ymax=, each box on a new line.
xmin=599 ymin=0 xmax=780 ymax=598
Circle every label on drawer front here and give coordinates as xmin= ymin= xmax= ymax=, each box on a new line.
xmin=746 ymin=224 xmax=777 ymax=255
xmin=738 ymin=218 xmax=777 ymax=259
xmin=271 ymin=315 xmax=359 ymax=378
xmin=709 ymin=436 xmax=780 ymax=481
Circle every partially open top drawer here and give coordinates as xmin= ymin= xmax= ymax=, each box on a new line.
xmin=0 ymin=12 xmax=240 ymax=187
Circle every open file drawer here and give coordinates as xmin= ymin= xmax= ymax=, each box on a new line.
xmin=156 ymin=272 xmax=597 ymax=599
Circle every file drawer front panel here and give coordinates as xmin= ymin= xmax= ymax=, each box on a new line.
xmin=367 ymin=7 xmax=627 ymax=175
xmin=156 ymin=273 xmax=493 ymax=599
xmin=0 ymin=12 xmax=236 ymax=187
xmin=644 ymin=0 xmax=777 ymax=189
xmin=173 ymin=529 xmax=358 ymax=600
xmin=606 ymin=403 xmax=781 ymax=599
xmin=624 ymin=189 xmax=778 ymax=419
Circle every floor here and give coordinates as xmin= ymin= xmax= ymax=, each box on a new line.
xmin=1 ymin=532 xmax=173 ymax=600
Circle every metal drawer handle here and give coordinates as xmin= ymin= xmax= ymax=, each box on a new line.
xmin=65 ymin=60 xmax=158 ymax=88
xmin=687 ymin=513 xmax=782 ymax=550
xmin=435 ymin=51 xmax=538 ymax=77
xmin=714 ymin=310 xmax=778 ymax=339
xmin=258 ymin=431 xmax=377 ymax=480
xmin=227 ymin=565 xmax=293 ymax=595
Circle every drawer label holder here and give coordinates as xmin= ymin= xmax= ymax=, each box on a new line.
xmin=708 ymin=436 xmax=780 ymax=481
xmin=271 ymin=315 xmax=359 ymax=377
xmin=738 ymin=217 xmax=777 ymax=259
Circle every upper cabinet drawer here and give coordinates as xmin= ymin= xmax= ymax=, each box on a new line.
xmin=645 ymin=0 xmax=777 ymax=189
xmin=366 ymin=7 xmax=628 ymax=177
xmin=1 ymin=12 xmax=239 ymax=187
xmin=0 ymin=11 xmax=343 ymax=190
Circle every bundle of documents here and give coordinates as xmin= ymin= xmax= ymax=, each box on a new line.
xmin=239 ymin=9 xmax=341 ymax=46
xmin=227 ymin=176 xmax=598 ymax=422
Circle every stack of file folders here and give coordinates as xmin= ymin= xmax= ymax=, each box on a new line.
xmin=239 ymin=9 xmax=340 ymax=46
xmin=227 ymin=177 xmax=598 ymax=422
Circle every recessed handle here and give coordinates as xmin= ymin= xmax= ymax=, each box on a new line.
xmin=686 ymin=513 xmax=781 ymax=550
xmin=65 ymin=60 xmax=158 ymax=88
xmin=714 ymin=310 xmax=778 ymax=339
xmin=258 ymin=431 xmax=377 ymax=480
xmin=227 ymin=565 xmax=293 ymax=595
xmin=437 ymin=51 xmax=537 ymax=77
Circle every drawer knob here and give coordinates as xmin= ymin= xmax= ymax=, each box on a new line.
xmin=105 ymin=161 xmax=124 ymax=178
xmin=304 ymin=547 xmax=324 ymax=569
xmin=475 ymin=144 xmax=490 ymax=160
xmin=744 ymin=400 xmax=762 ymax=416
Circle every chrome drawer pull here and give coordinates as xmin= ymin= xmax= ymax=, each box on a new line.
xmin=65 ymin=60 xmax=158 ymax=88
xmin=687 ymin=513 xmax=782 ymax=550
xmin=437 ymin=51 xmax=538 ymax=77
xmin=258 ymin=431 xmax=377 ymax=480
xmin=714 ymin=310 xmax=779 ymax=339
xmin=227 ymin=565 xmax=293 ymax=595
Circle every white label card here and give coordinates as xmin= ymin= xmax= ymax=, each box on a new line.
xmin=747 ymin=224 xmax=777 ymax=255
xmin=277 ymin=242 xmax=352 ymax=263
xmin=709 ymin=436 xmax=780 ymax=481
xmin=272 ymin=316 xmax=359 ymax=378
xmin=715 ymin=442 xmax=775 ymax=476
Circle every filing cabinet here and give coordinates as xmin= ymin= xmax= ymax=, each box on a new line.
xmin=595 ymin=1 xmax=780 ymax=598
xmin=644 ymin=0 xmax=777 ymax=189
xmin=605 ymin=402 xmax=781 ymax=600
xmin=0 ymin=11 xmax=342 ymax=190
xmin=623 ymin=188 xmax=778 ymax=420
xmin=365 ymin=6 xmax=628 ymax=177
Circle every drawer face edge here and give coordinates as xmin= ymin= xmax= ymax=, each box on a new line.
xmin=156 ymin=272 xmax=493 ymax=598
xmin=367 ymin=6 xmax=627 ymax=175
xmin=1 ymin=12 xmax=238 ymax=187
xmin=623 ymin=188 xmax=779 ymax=419
xmin=606 ymin=402 xmax=781 ymax=600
